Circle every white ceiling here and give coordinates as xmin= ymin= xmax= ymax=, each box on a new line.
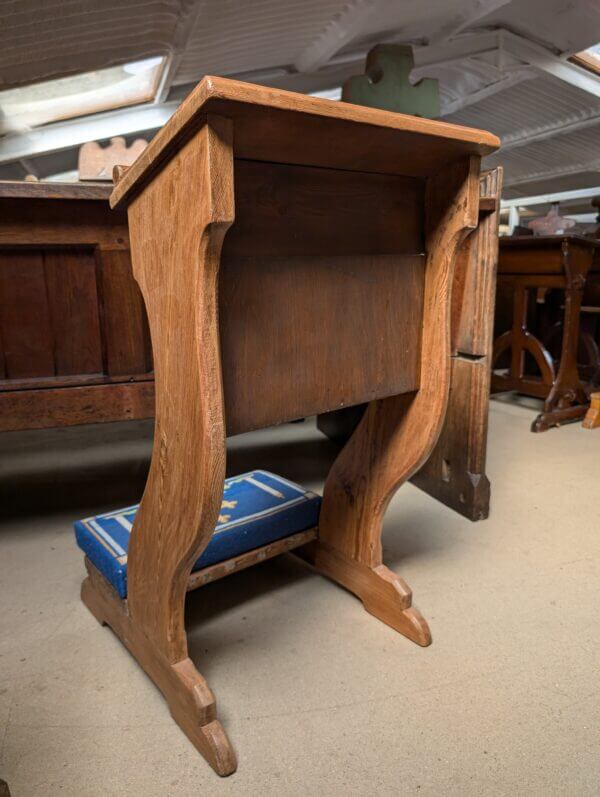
xmin=0 ymin=0 xmax=599 ymax=197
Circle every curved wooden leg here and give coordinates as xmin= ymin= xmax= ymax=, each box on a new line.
xmin=80 ymin=116 xmax=237 ymax=775
xmin=534 ymin=284 xmax=588 ymax=432
xmin=491 ymin=288 xmax=556 ymax=395
xmin=302 ymin=157 xmax=481 ymax=646
xmin=304 ymin=538 xmax=431 ymax=645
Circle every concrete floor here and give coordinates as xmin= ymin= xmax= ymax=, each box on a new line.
xmin=0 ymin=398 xmax=598 ymax=796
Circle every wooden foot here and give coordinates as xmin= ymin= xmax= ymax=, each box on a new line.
xmin=298 ymin=542 xmax=431 ymax=646
xmin=583 ymin=392 xmax=600 ymax=429
xmin=81 ymin=560 xmax=237 ymax=777
xmin=531 ymin=403 xmax=589 ymax=432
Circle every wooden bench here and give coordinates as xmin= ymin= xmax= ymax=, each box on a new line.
xmin=0 ymin=180 xmax=154 ymax=430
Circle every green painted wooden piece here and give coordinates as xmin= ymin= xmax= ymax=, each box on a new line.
xmin=342 ymin=44 xmax=440 ymax=118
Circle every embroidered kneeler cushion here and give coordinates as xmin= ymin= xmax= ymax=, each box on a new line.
xmin=74 ymin=470 xmax=321 ymax=598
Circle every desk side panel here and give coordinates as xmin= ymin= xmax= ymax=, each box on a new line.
xmin=220 ymin=252 xmax=424 ymax=434
xmin=225 ymin=159 xmax=424 ymax=256
xmin=220 ymin=159 xmax=425 ymax=435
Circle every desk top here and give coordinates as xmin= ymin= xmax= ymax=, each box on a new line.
xmin=500 ymin=234 xmax=600 ymax=250
xmin=112 ymin=75 xmax=499 ymax=209
xmin=0 ymin=180 xmax=112 ymax=201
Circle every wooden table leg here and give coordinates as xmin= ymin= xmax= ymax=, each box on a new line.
xmin=533 ymin=268 xmax=588 ymax=432
xmin=491 ymin=281 xmax=556 ymax=399
xmin=299 ymin=157 xmax=480 ymax=646
xmin=80 ymin=116 xmax=237 ymax=776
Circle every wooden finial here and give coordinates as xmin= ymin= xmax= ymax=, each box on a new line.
xmin=112 ymin=164 xmax=130 ymax=185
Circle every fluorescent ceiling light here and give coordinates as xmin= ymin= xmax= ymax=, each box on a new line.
xmin=0 ymin=56 xmax=165 ymax=135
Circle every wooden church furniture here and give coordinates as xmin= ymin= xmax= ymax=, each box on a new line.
xmin=0 ymin=180 xmax=154 ymax=432
xmin=318 ymin=167 xmax=503 ymax=521
xmin=492 ymin=235 xmax=600 ymax=431
xmin=78 ymin=136 xmax=148 ymax=181
xmin=77 ymin=75 xmax=498 ymax=776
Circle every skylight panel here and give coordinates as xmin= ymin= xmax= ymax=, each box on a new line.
xmin=0 ymin=56 xmax=166 ymax=135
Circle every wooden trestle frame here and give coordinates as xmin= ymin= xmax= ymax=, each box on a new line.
xmin=80 ymin=76 xmax=498 ymax=775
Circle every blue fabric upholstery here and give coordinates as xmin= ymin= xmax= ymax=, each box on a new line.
xmin=74 ymin=470 xmax=321 ymax=599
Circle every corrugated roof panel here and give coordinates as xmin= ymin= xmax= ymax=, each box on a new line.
xmin=174 ymin=0 xmax=349 ymax=83
xmin=0 ymin=0 xmax=181 ymax=89
xmin=443 ymin=74 xmax=600 ymax=142
xmin=485 ymin=124 xmax=600 ymax=190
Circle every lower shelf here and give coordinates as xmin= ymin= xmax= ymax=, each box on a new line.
xmin=186 ymin=527 xmax=318 ymax=591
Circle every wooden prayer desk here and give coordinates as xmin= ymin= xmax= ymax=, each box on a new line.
xmin=492 ymin=235 xmax=600 ymax=431
xmin=0 ymin=180 xmax=153 ymax=431
xmin=80 ymin=76 xmax=498 ymax=775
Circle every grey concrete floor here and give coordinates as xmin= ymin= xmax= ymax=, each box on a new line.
xmin=0 ymin=398 xmax=598 ymax=796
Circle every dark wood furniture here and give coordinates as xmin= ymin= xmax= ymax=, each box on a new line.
xmin=0 ymin=180 xmax=154 ymax=431
xmin=77 ymin=76 xmax=498 ymax=775
xmin=318 ymin=168 xmax=503 ymax=521
xmin=492 ymin=235 xmax=600 ymax=431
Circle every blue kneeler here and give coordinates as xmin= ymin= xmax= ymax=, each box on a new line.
xmin=74 ymin=470 xmax=321 ymax=598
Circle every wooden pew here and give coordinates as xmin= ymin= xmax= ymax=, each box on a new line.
xmin=0 ymin=180 xmax=154 ymax=431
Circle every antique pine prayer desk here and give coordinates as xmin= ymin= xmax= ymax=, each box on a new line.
xmin=80 ymin=76 xmax=499 ymax=776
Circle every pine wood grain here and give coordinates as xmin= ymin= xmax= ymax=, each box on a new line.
xmin=111 ymin=114 xmax=237 ymax=774
xmin=125 ymin=116 xmax=234 ymax=661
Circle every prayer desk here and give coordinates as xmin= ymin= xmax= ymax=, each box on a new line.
xmin=492 ymin=235 xmax=600 ymax=431
xmin=80 ymin=76 xmax=498 ymax=775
